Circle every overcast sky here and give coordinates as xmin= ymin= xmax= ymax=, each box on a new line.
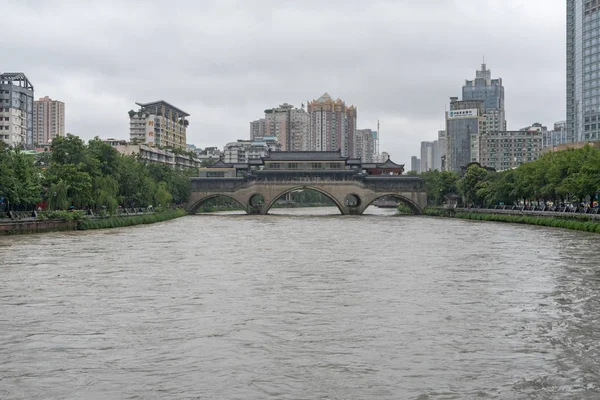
xmin=3 ymin=0 xmax=565 ymax=166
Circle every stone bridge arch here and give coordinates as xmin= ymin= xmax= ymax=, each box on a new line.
xmin=263 ymin=185 xmax=346 ymax=215
xmin=186 ymin=193 xmax=246 ymax=214
xmin=359 ymin=193 xmax=423 ymax=215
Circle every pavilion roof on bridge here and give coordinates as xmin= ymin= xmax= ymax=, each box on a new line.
xmin=262 ymin=151 xmax=347 ymax=162
xmin=376 ymin=158 xmax=405 ymax=169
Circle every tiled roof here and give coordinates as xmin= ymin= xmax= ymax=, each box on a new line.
xmin=376 ymin=159 xmax=404 ymax=169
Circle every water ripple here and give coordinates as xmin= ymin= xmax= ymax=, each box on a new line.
xmin=0 ymin=208 xmax=599 ymax=399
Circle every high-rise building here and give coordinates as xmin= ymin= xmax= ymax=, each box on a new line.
xmin=355 ymin=128 xmax=378 ymax=162
xmin=250 ymin=118 xmax=266 ymax=140
xmin=444 ymin=64 xmax=506 ymax=173
xmin=0 ymin=73 xmax=34 ymax=148
xmin=345 ymin=105 xmax=357 ymax=157
xmin=566 ymin=0 xmax=600 ymax=142
xmin=462 ymin=63 xmax=506 ymax=132
xmin=307 ymin=93 xmax=357 ymax=157
xmin=543 ymin=121 xmax=568 ymax=148
xmin=479 ymin=130 xmax=543 ymax=171
xmin=445 ymin=98 xmax=485 ymax=173
xmin=33 ymin=96 xmax=65 ymax=145
xmin=437 ymin=130 xmax=447 ymax=171
xmin=264 ymin=103 xmax=309 ymax=151
xmin=129 ymin=101 xmax=189 ymax=149
xmin=223 ymin=139 xmax=278 ymax=163
xmin=420 ymin=141 xmax=434 ymax=172
xmin=410 ymin=156 xmax=421 ymax=174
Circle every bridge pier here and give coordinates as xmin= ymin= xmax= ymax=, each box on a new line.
xmin=346 ymin=207 xmax=361 ymax=215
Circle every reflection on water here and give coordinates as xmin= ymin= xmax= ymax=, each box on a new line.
xmin=0 ymin=207 xmax=599 ymax=399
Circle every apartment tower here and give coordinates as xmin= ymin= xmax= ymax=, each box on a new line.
xmin=0 ymin=73 xmax=34 ymax=147
xmin=567 ymin=0 xmax=600 ymax=142
xmin=129 ymin=101 xmax=189 ymax=149
xmin=33 ymin=96 xmax=65 ymax=145
xmin=307 ymin=93 xmax=357 ymax=157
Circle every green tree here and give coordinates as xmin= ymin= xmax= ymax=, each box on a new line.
xmin=92 ymin=175 xmax=119 ymax=213
xmin=458 ymin=164 xmax=488 ymax=206
xmin=0 ymin=146 xmax=42 ymax=210
xmin=47 ymin=180 xmax=70 ymax=210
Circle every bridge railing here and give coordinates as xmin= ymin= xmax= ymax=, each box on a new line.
xmin=362 ymin=177 xmax=425 ymax=192
xmin=190 ymin=178 xmax=248 ymax=192
xmin=191 ymin=175 xmax=426 ymax=192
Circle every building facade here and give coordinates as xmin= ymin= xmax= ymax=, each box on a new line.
xmin=250 ymin=118 xmax=266 ymax=140
xmin=410 ymin=156 xmax=421 ymax=174
xmin=437 ymin=130 xmax=447 ymax=171
xmin=479 ymin=130 xmax=543 ymax=171
xmin=264 ymin=103 xmax=309 ymax=152
xmin=223 ymin=139 xmax=279 ymax=164
xmin=33 ymin=96 xmax=65 ymax=145
xmin=307 ymin=93 xmax=357 ymax=157
xmin=355 ymin=128 xmax=378 ymax=162
xmin=543 ymin=121 xmax=568 ymax=148
xmin=129 ymin=101 xmax=189 ymax=149
xmin=0 ymin=73 xmax=34 ymax=147
xmin=566 ymin=0 xmax=600 ymax=143
xmin=420 ymin=141 xmax=434 ymax=172
xmin=462 ymin=63 xmax=506 ymax=132
xmin=445 ymin=98 xmax=485 ymax=173
xmin=105 ymin=139 xmax=199 ymax=169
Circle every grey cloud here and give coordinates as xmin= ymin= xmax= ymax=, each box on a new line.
xmin=2 ymin=0 xmax=565 ymax=165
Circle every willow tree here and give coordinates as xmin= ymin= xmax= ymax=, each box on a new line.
xmin=47 ymin=180 xmax=70 ymax=210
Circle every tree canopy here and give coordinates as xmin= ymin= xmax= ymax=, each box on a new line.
xmin=417 ymin=145 xmax=600 ymax=207
xmin=0 ymin=135 xmax=195 ymax=212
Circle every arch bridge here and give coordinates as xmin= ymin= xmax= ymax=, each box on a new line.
xmin=185 ymin=151 xmax=427 ymax=215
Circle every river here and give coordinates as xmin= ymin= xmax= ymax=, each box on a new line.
xmin=1 ymin=207 xmax=599 ymax=399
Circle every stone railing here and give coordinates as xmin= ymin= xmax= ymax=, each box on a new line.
xmin=0 ymin=207 xmax=156 ymax=223
xmin=458 ymin=205 xmax=600 ymax=220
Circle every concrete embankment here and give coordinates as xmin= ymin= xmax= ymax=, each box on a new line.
xmin=424 ymin=207 xmax=600 ymax=234
xmin=0 ymin=220 xmax=79 ymax=235
xmin=0 ymin=210 xmax=188 ymax=235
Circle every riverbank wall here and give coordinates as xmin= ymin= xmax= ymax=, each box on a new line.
xmin=424 ymin=207 xmax=600 ymax=234
xmin=0 ymin=209 xmax=188 ymax=235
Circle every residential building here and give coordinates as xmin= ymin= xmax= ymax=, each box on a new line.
xmin=445 ymin=98 xmax=485 ymax=173
xmin=128 ymin=100 xmax=189 ymax=149
xmin=420 ymin=141 xmax=434 ymax=172
xmin=0 ymin=72 xmax=34 ymax=147
xmin=195 ymin=146 xmax=222 ymax=164
xmin=250 ymin=118 xmax=266 ymax=140
xmin=33 ymin=96 xmax=65 ymax=145
xmin=307 ymin=93 xmax=358 ymax=157
xmin=252 ymin=136 xmax=281 ymax=152
xmin=355 ymin=128 xmax=378 ymax=162
xmin=437 ymin=130 xmax=447 ymax=171
xmin=543 ymin=120 xmax=568 ymax=148
xmin=223 ymin=139 xmax=276 ymax=164
xmin=264 ymin=103 xmax=309 ymax=151
xmin=410 ymin=156 xmax=421 ymax=174
xmin=462 ymin=63 xmax=506 ymax=132
xmin=479 ymin=130 xmax=542 ymax=171
xmin=105 ymin=139 xmax=199 ymax=169
xmin=566 ymin=0 xmax=600 ymax=142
